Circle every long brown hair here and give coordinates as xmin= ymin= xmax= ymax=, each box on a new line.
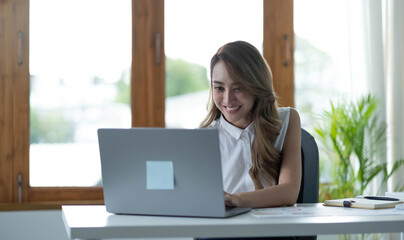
xmin=200 ymin=41 xmax=282 ymax=188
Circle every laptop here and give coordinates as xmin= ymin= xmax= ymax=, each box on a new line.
xmin=98 ymin=128 xmax=251 ymax=218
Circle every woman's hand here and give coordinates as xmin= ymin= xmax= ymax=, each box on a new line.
xmin=224 ymin=191 xmax=242 ymax=207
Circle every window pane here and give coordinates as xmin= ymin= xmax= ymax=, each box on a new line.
xmin=294 ymin=0 xmax=355 ymax=130
xmin=29 ymin=0 xmax=131 ymax=187
xmin=294 ymin=0 xmax=366 ymax=183
xmin=165 ymin=0 xmax=263 ymax=128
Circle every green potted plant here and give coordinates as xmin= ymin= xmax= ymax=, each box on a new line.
xmin=314 ymin=94 xmax=404 ymax=201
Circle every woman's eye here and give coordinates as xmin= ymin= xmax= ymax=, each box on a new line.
xmin=214 ymin=86 xmax=224 ymax=91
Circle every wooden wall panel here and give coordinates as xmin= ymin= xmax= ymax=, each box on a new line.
xmin=11 ymin=0 xmax=30 ymax=203
xmin=0 ymin=0 xmax=15 ymax=203
xmin=0 ymin=0 xmax=29 ymax=203
xmin=132 ymin=0 xmax=165 ymax=127
xmin=27 ymin=187 xmax=103 ymax=202
xmin=263 ymin=0 xmax=294 ymax=107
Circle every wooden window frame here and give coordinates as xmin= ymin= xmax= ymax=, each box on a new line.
xmin=0 ymin=0 xmax=293 ymax=209
xmin=264 ymin=0 xmax=294 ymax=107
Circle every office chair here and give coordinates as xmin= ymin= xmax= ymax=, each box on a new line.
xmin=297 ymin=128 xmax=319 ymax=204
xmin=296 ymin=128 xmax=319 ymax=240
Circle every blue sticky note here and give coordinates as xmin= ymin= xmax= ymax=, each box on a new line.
xmin=146 ymin=161 xmax=174 ymax=190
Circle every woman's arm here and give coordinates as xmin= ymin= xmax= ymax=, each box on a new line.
xmin=225 ymin=108 xmax=302 ymax=208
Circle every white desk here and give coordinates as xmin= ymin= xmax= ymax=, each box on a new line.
xmin=62 ymin=204 xmax=404 ymax=240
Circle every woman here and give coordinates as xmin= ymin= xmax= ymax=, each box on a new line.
xmin=200 ymin=41 xmax=302 ymax=209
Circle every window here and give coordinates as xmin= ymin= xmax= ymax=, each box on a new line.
xmin=294 ymin=0 xmax=354 ymax=130
xmin=294 ymin=0 xmax=362 ymax=183
xmin=0 ymin=0 xmax=293 ymax=206
xmin=29 ymin=0 xmax=132 ymax=187
xmin=165 ymin=0 xmax=263 ymax=128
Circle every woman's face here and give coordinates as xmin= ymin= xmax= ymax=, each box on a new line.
xmin=212 ymin=61 xmax=255 ymax=129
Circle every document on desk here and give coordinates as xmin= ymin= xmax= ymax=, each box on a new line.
xmin=250 ymin=205 xmax=404 ymax=218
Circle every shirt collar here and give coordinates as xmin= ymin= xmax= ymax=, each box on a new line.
xmin=219 ymin=115 xmax=255 ymax=140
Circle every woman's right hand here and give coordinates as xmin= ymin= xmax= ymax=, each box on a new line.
xmin=224 ymin=191 xmax=242 ymax=207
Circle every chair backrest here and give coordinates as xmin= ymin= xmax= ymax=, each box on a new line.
xmin=296 ymin=128 xmax=319 ymax=204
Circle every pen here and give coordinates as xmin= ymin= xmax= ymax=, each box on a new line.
xmin=364 ymin=196 xmax=399 ymax=201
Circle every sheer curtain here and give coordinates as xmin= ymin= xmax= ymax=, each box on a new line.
xmin=385 ymin=0 xmax=404 ymax=191
xmin=360 ymin=0 xmax=404 ymax=192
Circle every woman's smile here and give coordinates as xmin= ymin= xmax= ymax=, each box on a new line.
xmin=225 ymin=105 xmax=241 ymax=112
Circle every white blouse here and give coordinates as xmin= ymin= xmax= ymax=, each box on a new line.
xmin=209 ymin=107 xmax=291 ymax=194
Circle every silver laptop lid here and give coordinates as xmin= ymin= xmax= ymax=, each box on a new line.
xmin=98 ymin=128 xmax=236 ymax=218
